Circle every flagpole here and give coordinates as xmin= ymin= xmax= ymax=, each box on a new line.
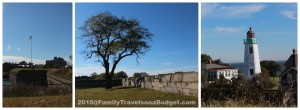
xmin=31 ymin=36 xmax=32 ymax=65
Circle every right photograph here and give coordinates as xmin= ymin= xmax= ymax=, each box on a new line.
xmin=201 ymin=3 xmax=297 ymax=107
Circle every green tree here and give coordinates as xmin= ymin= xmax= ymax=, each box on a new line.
xmin=250 ymin=67 xmax=274 ymax=89
xmin=260 ymin=60 xmax=282 ymax=80
xmin=133 ymin=72 xmax=148 ymax=78
xmin=90 ymin=72 xmax=98 ymax=79
xmin=213 ymin=58 xmax=229 ymax=66
xmin=115 ymin=71 xmax=128 ymax=79
xmin=19 ymin=61 xmax=27 ymax=65
xmin=80 ymin=12 xmax=152 ymax=89
xmin=214 ymin=74 xmax=230 ymax=88
xmin=231 ymin=73 xmax=245 ymax=89
xmin=201 ymin=54 xmax=212 ymax=64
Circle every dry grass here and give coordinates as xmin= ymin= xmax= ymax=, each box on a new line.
xmin=3 ymin=95 xmax=72 ymax=107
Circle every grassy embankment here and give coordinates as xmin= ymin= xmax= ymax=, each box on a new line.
xmin=76 ymin=87 xmax=198 ymax=107
xmin=3 ymin=95 xmax=72 ymax=107
xmin=3 ymin=68 xmax=72 ymax=107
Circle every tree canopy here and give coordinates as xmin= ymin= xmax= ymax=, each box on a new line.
xmin=260 ymin=60 xmax=282 ymax=77
xmin=201 ymin=54 xmax=212 ymax=64
xmin=80 ymin=12 xmax=152 ymax=88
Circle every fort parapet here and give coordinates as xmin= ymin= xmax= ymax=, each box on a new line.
xmin=122 ymin=72 xmax=198 ymax=96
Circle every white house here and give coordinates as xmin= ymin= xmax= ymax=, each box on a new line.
xmin=203 ymin=63 xmax=239 ymax=82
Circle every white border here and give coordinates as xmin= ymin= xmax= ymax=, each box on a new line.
xmin=0 ymin=0 xmax=300 ymax=109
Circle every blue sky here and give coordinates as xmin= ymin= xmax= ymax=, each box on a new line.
xmin=3 ymin=3 xmax=72 ymax=64
xmin=75 ymin=3 xmax=198 ymax=76
xmin=202 ymin=3 xmax=297 ymax=63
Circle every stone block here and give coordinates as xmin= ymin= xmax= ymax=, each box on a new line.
xmin=170 ymin=73 xmax=184 ymax=82
xmin=182 ymin=88 xmax=192 ymax=96
xmin=160 ymin=74 xmax=172 ymax=82
xmin=182 ymin=72 xmax=198 ymax=82
xmin=185 ymin=82 xmax=198 ymax=89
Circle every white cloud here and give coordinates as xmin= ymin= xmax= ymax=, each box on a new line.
xmin=3 ymin=56 xmax=45 ymax=64
xmin=214 ymin=26 xmax=243 ymax=34
xmin=16 ymin=48 xmax=21 ymax=51
xmin=161 ymin=62 xmax=172 ymax=66
xmin=202 ymin=4 xmax=219 ymax=17
xmin=202 ymin=4 xmax=265 ymax=18
xmin=281 ymin=10 xmax=297 ymax=20
xmin=7 ymin=45 xmax=11 ymax=50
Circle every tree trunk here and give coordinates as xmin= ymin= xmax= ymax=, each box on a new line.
xmin=104 ymin=61 xmax=112 ymax=89
xmin=106 ymin=74 xmax=112 ymax=89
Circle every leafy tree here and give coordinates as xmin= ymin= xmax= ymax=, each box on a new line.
xmin=214 ymin=74 xmax=230 ymax=88
xmin=260 ymin=60 xmax=282 ymax=80
xmin=213 ymin=58 xmax=222 ymax=64
xmin=115 ymin=71 xmax=128 ymax=79
xmin=19 ymin=61 xmax=27 ymax=65
xmin=231 ymin=73 xmax=245 ymax=89
xmin=213 ymin=58 xmax=229 ymax=66
xmin=3 ymin=62 xmax=18 ymax=72
xmin=201 ymin=54 xmax=212 ymax=64
xmin=90 ymin=72 xmax=98 ymax=79
xmin=133 ymin=72 xmax=148 ymax=78
xmin=80 ymin=12 xmax=152 ymax=89
xmin=250 ymin=67 xmax=275 ymax=89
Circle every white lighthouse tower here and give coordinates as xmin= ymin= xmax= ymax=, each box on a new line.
xmin=243 ymin=27 xmax=261 ymax=78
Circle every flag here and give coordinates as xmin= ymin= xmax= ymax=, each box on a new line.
xmin=29 ymin=36 xmax=32 ymax=40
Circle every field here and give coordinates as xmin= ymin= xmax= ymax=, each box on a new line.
xmin=76 ymin=87 xmax=198 ymax=107
xmin=3 ymin=95 xmax=72 ymax=107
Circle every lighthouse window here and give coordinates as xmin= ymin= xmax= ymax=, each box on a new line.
xmin=250 ymin=69 xmax=254 ymax=76
xmin=249 ymin=47 xmax=253 ymax=54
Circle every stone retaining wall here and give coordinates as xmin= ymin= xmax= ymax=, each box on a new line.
xmin=122 ymin=72 xmax=198 ymax=96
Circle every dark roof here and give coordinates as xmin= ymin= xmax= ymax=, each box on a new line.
xmin=281 ymin=49 xmax=298 ymax=77
xmin=204 ymin=64 xmax=236 ymax=70
xmin=247 ymin=27 xmax=255 ymax=38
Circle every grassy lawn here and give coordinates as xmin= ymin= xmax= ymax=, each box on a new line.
xmin=3 ymin=95 xmax=72 ymax=107
xmin=76 ymin=87 xmax=198 ymax=107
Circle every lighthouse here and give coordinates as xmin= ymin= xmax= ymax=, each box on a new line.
xmin=243 ymin=27 xmax=261 ymax=78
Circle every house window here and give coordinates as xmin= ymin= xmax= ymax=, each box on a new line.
xmin=249 ymin=47 xmax=253 ymax=54
xmin=250 ymin=69 xmax=254 ymax=76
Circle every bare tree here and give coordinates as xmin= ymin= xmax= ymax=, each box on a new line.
xmin=80 ymin=12 xmax=152 ymax=89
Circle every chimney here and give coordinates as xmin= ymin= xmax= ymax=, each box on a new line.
xmin=293 ymin=49 xmax=297 ymax=54
xmin=208 ymin=59 xmax=212 ymax=64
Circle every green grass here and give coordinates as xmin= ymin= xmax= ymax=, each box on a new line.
xmin=75 ymin=87 xmax=198 ymax=107
xmin=3 ymin=95 xmax=72 ymax=107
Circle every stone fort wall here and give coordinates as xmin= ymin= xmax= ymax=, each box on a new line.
xmin=122 ymin=72 xmax=198 ymax=96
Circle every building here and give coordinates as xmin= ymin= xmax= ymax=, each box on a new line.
xmin=203 ymin=61 xmax=238 ymax=82
xmin=280 ymin=49 xmax=297 ymax=89
xmin=243 ymin=27 xmax=261 ymax=78
xmin=45 ymin=57 xmax=67 ymax=68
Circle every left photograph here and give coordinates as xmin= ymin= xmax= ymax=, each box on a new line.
xmin=2 ymin=3 xmax=72 ymax=107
